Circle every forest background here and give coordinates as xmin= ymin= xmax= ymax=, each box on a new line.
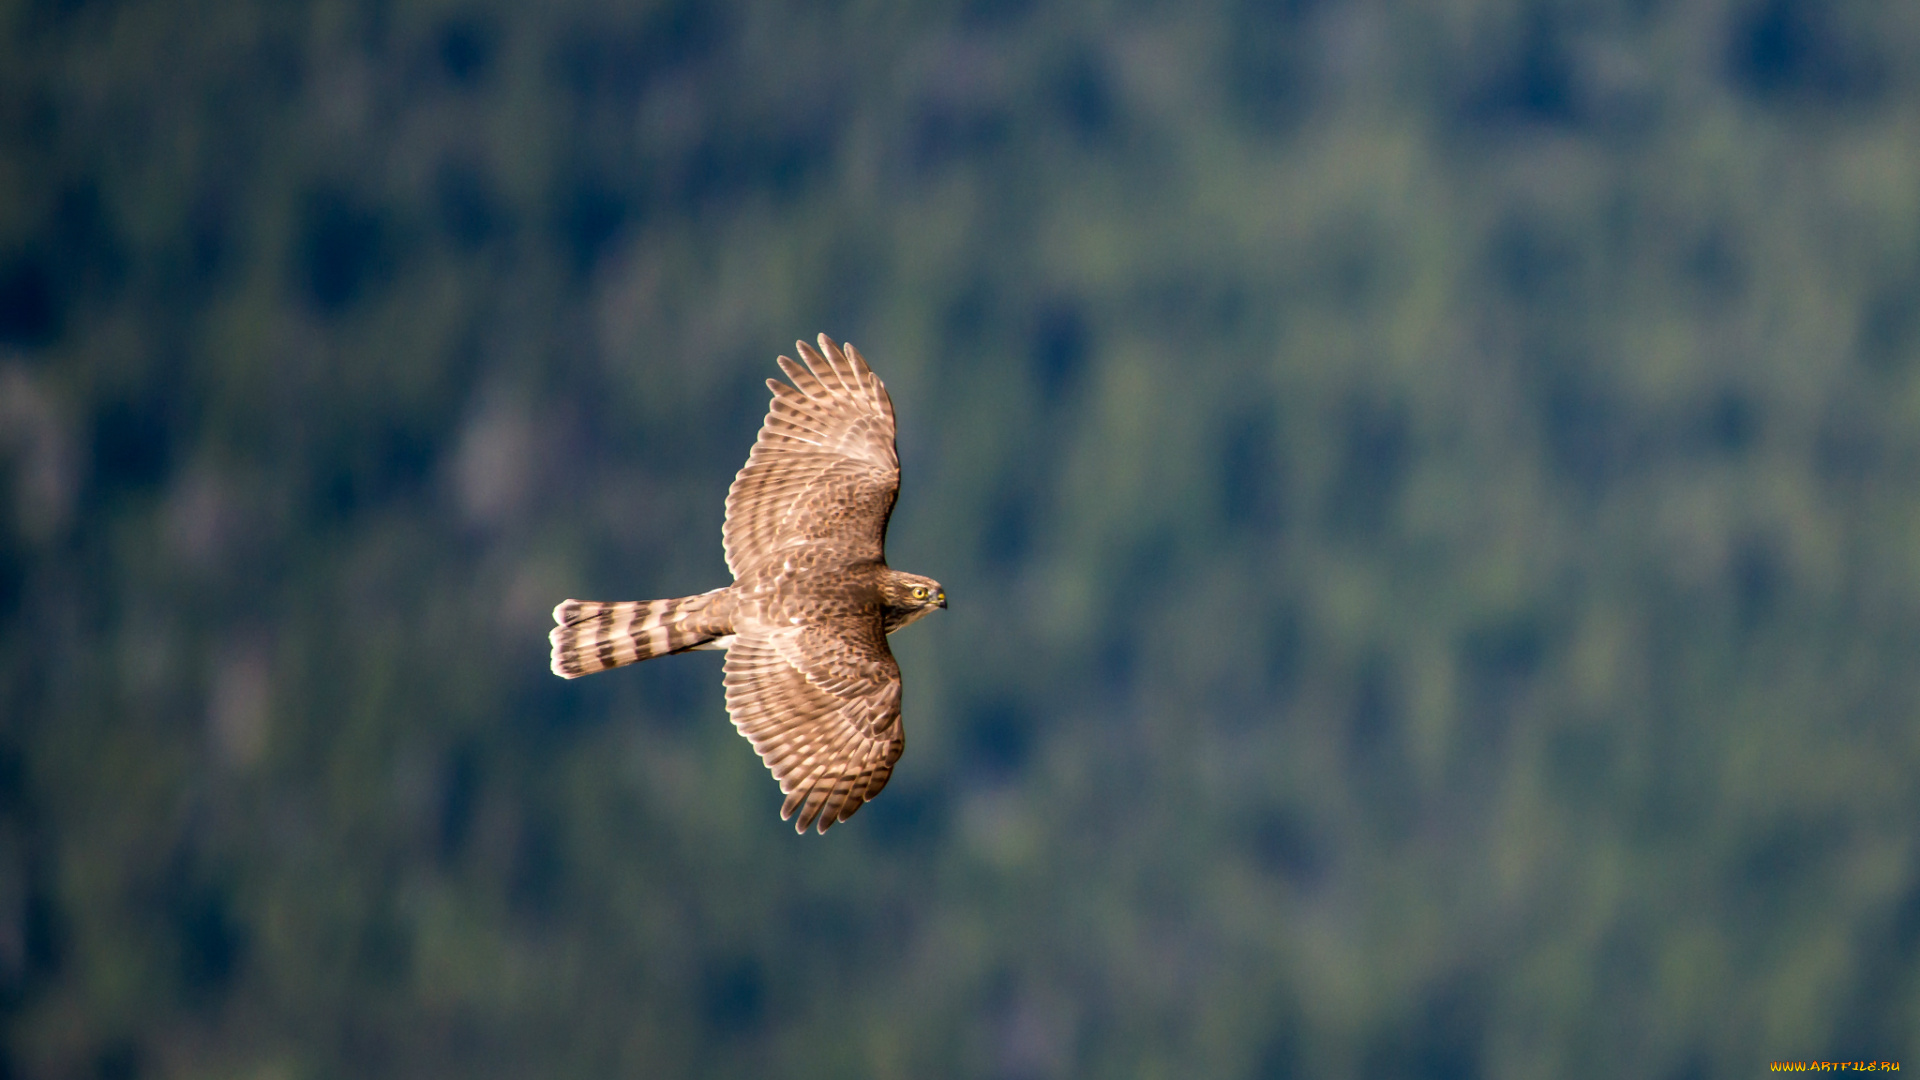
xmin=3 ymin=0 xmax=1919 ymax=1077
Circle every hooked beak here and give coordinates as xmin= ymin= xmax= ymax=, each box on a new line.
xmin=936 ymin=590 xmax=948 ymax=609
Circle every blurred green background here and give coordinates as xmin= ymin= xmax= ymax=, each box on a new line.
xmin=4 ymin=0 xmax=1919 ymax=1076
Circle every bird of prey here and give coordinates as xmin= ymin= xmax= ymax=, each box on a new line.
xmin=550 ymin=335 xmax=946 ymax=833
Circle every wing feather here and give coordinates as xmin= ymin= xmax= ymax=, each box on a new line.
xmin=781 ymin=716 xmax=865 ymax=822
xmin=722 ymin=625 xmax=904 ymax=834
xmin=724 ymin=335 xmax=900 ymax=578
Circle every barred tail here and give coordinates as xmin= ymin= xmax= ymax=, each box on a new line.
xmin=549 ymin=589 xmax=735 ymax=679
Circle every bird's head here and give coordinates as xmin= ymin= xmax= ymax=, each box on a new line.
xmin=883 ymin=571 xmax=947 ymax=631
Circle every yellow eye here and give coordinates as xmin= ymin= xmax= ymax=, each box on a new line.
xmin=911 ymin=586 xmax=928 ymax=600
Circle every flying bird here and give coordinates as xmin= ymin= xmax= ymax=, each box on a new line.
xmin=549 ymin=335 xmax=946 ymax=833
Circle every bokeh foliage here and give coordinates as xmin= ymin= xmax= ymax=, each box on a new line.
xmin=4 ymin=0 xmax=1920 ymax=1076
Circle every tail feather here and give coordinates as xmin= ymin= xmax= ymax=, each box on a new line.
xmin=550 ymin=589 xmax=734 ymax=678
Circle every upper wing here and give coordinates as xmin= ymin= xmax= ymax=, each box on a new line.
xmin=723 ymin=335 xmax=899 ymax=579
xmin=721 ymin=623 xmax=904 ymax=833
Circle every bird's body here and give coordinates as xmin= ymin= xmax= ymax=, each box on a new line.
xmin=549 ymin=336 xmax=944 ymax=833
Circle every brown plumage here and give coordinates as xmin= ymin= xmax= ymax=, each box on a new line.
xmin=550 ymin=335 xmax=946 ymax=833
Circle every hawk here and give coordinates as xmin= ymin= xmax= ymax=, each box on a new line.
xmin=549 ymin=335 xmax=946 ymax=833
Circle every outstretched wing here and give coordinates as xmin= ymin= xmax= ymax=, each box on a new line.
xmin=723 ymin=335 xmax=899 ymax=579
xmin=722 ymin=623 xmax=904 ymax=833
